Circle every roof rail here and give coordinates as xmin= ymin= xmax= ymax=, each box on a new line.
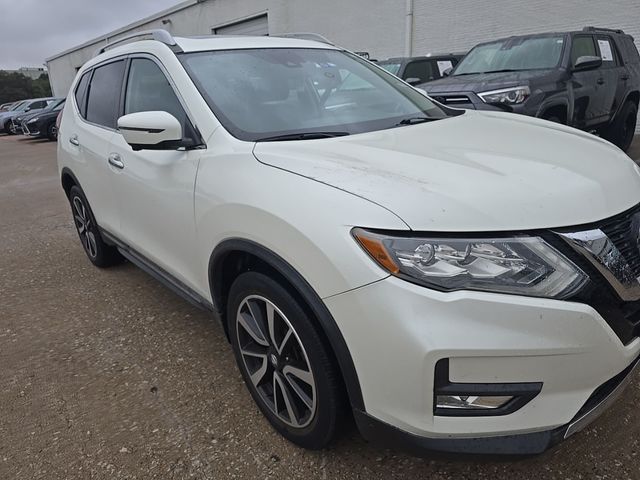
xmin=582 ymin=26 xmax=625 ymax=34
xmin=275 ymin=32 xmax=334 ymax=45
xmin=95 ymin=29 xmax=182 ymax=56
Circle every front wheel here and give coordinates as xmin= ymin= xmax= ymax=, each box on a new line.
xmin=227 ymin=272 xmax=345 ymax=449
xmin=4 ymin=121 xmax=14 ymax=135
xmin=604 ymin=100 xmax=638 ymax=152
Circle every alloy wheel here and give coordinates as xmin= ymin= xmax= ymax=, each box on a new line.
xmin=72 ymin=196 xmax=97 ymax=258
xmin=236 ymin=295 xmax=317 ymax=428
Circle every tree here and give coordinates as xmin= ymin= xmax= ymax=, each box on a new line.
xmin=0 ymin=71 xmax=52 ymax=104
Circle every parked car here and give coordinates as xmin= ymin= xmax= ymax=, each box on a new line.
xmin=59 ymin=31 xmax=640 ymax=456
xmin=419 ymin=27 xmax=640 ymax=151
xmin=0 ymin=97 xmax=56 ymax=134
xmin=378 ymin=53 xmax=465 ymax=85
xmin=21 ymin=98 xmax=66 ymax=140
xmin=0 ymin=101 xmax=16 ymax=111
xmin=9 ymin=97 xmax=60 ymax=134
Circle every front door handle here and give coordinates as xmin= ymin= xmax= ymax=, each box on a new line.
xmin=108 ymin=153 xmax=124 ymax=170
xmin=69 ymin=135 xmax=79 ymax=146
xmin=596 ymin=78 xmax=605 ymax=85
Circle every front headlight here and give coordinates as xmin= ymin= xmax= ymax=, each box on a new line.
xmin=352 ymin=228 xmax=587 ymax=299
xmin=27 ymin=117 xmax=39 ymax=123
xmin=478 ymin=86 xmax=530 ymax=105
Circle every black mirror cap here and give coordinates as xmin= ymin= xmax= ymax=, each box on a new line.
xmin=573 ymin=55 xmax=602 ymax=71
xmin=405 ymin=77 xmax=422 ymax=86
xmin=442 ymin=67 xmax=453 ymax=77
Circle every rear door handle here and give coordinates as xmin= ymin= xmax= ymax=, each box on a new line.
xmin=69 ymin=135 xmax=79 ymax=146
xmin=108 ymin=153 xmax=124 ymax=170
xmin=621 ymin=74 xmax=630 ymax=81
xmin=597 ymin=78 xmax=605 ymax=85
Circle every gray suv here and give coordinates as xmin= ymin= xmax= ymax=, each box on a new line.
xmin=420 ymin=27 xmax=640 ymax=151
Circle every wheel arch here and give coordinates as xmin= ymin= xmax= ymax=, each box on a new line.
xmin=209 ymin=238 xmax=365 ymax=411
xmin=61 ymin=166 xmax=81 ymax=199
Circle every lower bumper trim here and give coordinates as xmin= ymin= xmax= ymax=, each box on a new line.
xmin=354 ymin=354 xmax=640 ymax=456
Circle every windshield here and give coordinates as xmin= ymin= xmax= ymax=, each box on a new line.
xmin=454 ymin=35 xmax=565 ymax=75
xmin=378 ymin=62 xmax=402 ymax=75
xmin=179 ymin=48 xmax=458 ymax=141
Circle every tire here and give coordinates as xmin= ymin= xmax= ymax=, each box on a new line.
xmin=226 ymin=271 xmax=345 ymax=449
xmin=604 ymin=100 xmax=638 ymax=152
xmin=68 ymin=185 xmax=123 ymax=267
xmin=4 ymin=121 xmax=14 ymax=135
xmin=47 ymin=123 xmax=57 ymax=141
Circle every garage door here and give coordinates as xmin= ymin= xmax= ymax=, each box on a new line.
xmin=214 ymin=15 xmax=268 ymax=36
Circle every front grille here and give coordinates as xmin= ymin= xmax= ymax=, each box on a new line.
xmin=600 ymin=204 xmax=640 ymax=275
xmin=554 ymin=203 xmax=640 ymax=344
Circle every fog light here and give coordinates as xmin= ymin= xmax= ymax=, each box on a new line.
xmin=434 ymin=359 xmax=542 ymax=417
xmin=436 ymin=395 xmax=514 ymax=410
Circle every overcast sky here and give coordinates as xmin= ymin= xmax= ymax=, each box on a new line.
xmin=0 ymin=0 xmax=181 ymax=70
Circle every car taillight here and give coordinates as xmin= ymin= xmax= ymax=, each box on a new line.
xmin=56 ymin=107 xmax=64 ymax=129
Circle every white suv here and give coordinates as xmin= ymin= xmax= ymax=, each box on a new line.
xmin=58 ymin=31 xmax=640 ymax=455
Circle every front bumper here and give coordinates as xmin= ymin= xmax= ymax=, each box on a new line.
xmin=324 ymin=276 xmax=640 ymax=454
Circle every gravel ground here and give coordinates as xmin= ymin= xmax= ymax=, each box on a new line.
xmin=1 ymin=133 xmax=640 ymax=479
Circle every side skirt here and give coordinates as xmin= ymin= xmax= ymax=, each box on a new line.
xmin=100 ymin=228 xmax=217 ymax=314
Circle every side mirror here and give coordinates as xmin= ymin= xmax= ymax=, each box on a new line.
xmin=117 ymin=111 xmax=183 ymax=151
xmin=413 ymin=86 xmax=428 ymax=96
xmin=442 ymin=67 xmax=453 ymax=77
xmin=573 ymin=55 xmax=602 ymax=72
xmin=405 ymin=77 xmax=422 ymax=86
xmin=24 ymin=107 xmax=31 ymax=112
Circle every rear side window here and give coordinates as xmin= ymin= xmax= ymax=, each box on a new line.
xmin=124 ymin=58 xmax=187 ymax=127
xmin=619 ymin=36 xmax=640 ymax=64
xmin=74 ymin=72 xmax=90 ymax=117
xmin=571 ymin=36 xmax=597 ymax=66
xmin=86 ymin=60 xmax=126 ymax=128
xmin=596 ymin=37 xmax=619 ymax=66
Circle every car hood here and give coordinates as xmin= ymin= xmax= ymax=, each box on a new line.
xmin=421 ymin=69 xmax=557 ymax=93
xmin=253 ymin=111 xmax=640 ymax=232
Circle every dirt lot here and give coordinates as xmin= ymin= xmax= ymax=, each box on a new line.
xmin=1 ymin=133 xmax=640 ymax=479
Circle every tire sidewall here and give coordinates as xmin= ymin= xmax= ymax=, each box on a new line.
xmin=69 ymin=186 xmax=110 ymax=267
xmin=226 ymin=271 xmax=340 ymax=449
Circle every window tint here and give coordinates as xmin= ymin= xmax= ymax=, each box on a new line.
xmin=403 ymin=60 xmax=436 ymax=82
xmin=74 ymin=72 xmax=90 ymax=117
xmin=29 ymin=101 xmax=46 ymax=110
xmin=124 ymin=58 xmax=187 ymax=127
xmin=86 ymin=60 xmax=126 ymax=128
xmin=571 ymin=36 xmax=597 ymax=66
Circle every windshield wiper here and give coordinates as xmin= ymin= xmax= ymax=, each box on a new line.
xmin=479 ymin=69 xmax=520 ymax=74
xmin=395 ymin=117 xmax=439 ymax=126
xmin=255 ymin=132 xmax=350 ymax=142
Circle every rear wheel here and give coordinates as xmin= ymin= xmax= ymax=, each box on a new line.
xmin=227 ymin=272 xmax=345 ymax=449
xmin=604 ymin=100 xmax=638 ymax=152
xmin=47 ymin=123 xmax=58 ymax=141
xmin=68 ymin=185 xmax=122 ymax=267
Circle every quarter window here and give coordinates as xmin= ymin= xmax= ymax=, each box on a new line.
xmin=124 ymin=58 xmax=187 ymax=128
xmin=74 ymin=72 xmax=90 ymax=118
xmin=85 ymin=60 xmax=126 ymax=128
xmin=571 ymin=36 xmax=597 ymax=66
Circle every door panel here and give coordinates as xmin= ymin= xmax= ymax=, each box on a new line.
xmin=569 ymin=35 xmax=601 ymax=127
xmin=108 ymin=56 xmax=202 ymax=292
xmin=596 ymin=36 xmax=627 ymax=122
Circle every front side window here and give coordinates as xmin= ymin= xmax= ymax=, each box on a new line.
xmin=571 ymin=36 xmax=597 ymax=66
xmin=85 ymin=60 xmax=126 ymax=128
xmin=124 ymin=58 xmax=187 ymax=127
xmin=403 ymin=60 xmax=436 ymax=82
xmin=454 ymin=35 xmax=565 ymax=75
xmin=179 ymin=48 xmax=458 ymax=141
